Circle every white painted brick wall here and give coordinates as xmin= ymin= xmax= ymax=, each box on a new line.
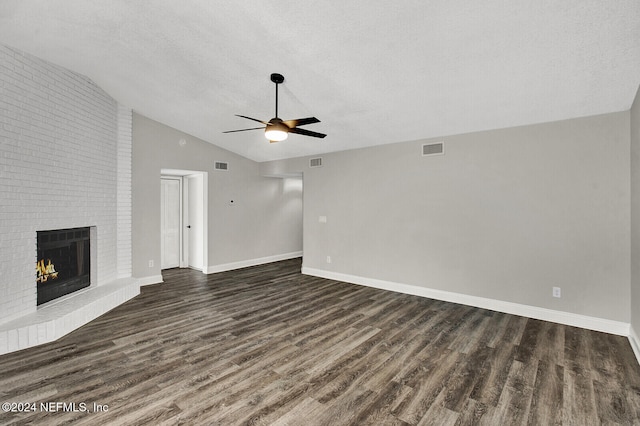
xmin=0 ymin=44 xmax=130 ymax=325
xmin=117 ymin=105 xmax=132 ymax=278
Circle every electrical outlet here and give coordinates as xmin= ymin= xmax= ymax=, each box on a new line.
xmin=326 ymin=256 xmax=331 ymax=264
xmin=148 ymin=260 xmax=154 ymax=268
xmin=552 ymin=287 xmax=561 ymax=298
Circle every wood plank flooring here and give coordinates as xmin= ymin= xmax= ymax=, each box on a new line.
xmin=1 ymin=258 xmax=639 ymax=425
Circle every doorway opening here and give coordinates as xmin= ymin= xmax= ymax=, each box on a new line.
xmin=160 ymin=170 xmax=208 ymax=272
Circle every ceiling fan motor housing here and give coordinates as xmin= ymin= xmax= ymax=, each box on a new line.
xmin=265 ymin=117 xmax=289 ymax=142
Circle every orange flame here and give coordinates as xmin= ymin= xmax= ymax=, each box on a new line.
xmin=36 ymin=259 xmax=59 ymax=283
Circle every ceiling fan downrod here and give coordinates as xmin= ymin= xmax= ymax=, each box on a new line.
xmin=270 ymin=73 xmax=284 ymax=118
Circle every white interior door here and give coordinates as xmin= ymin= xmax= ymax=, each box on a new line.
xmin=185 ymin=174 xmax=204 ymax=270
xmin=161 ymin=177 xmax=181 ymax=269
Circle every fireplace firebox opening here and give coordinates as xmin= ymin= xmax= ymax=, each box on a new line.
xmin=36 ymin=227 xmax=91 ymax=305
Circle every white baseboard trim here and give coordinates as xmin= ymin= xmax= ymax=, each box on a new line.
xmin=138 ymin=274 xmax=164 ymax=286
xmin=207 ymin=251 xmax=303 ymax=274
xmin=302 ymin=267 xmax=630 ymax=337
xmin=630 ymin=325 xmax=640 ymax=366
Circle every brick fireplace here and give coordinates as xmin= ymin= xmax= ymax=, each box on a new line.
xmin=0 ymin=44 xmax=138 ymax=354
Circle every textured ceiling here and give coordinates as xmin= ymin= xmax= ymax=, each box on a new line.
xmin=1 ymin=1 xmax=639 ymax=162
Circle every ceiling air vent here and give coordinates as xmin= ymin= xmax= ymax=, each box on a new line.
xmin=214 ymin=161 xmax=228 ymax=171
xmin=422 ymin=142 xmax=444 ymax=157
xmin=309 ymin=157 xmax=323 ymax=168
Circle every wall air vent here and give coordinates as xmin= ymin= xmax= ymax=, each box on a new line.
xmin=214 ymin=161 xmax=228 ymax=171
xmin=309 ymin=157 xmax=323 ymax=168
xmin=422 ymin=142 xmax=444 ymax=157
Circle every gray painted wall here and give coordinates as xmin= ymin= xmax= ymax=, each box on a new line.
xmin=263 ymin=112 xmax=631 ymax=322
xmin=631 ymin=86 xmax=640 ymax=335
xmin=132 ymin=114 xmax=302 ymax=279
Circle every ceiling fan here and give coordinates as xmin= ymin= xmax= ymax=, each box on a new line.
xmin=223 ymin=73 xmax=326 ymax=143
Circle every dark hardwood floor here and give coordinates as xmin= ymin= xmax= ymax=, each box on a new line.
xmin=1 ymin=258 xmax=639 ymax=425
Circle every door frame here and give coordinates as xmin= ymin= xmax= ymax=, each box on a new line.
xmin=160 ymin=169 xmax=208 ymax=273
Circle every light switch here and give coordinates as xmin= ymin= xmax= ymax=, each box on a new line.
xmin=319 ymin=216 xmax=327 ymax=223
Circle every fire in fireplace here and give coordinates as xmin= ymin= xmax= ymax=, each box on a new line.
xmin=36 ymin=258 xmax=59 ymax=283
xmin=36 ymin=227 xmax=91 ymax=305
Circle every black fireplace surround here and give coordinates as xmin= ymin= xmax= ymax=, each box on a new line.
xmin=36 ymin=227 xmax=90 ymax=305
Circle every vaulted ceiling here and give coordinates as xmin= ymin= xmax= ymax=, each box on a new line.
xmin=1 ymin=1 xmax=639 ymax=162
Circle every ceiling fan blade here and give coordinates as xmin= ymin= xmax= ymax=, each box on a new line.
xmin=236 ymin=114 xmax=269 ymax=125
xmin=289 ymin=127 xmax=327 ymax=139
xmin=283 ymin=117 xmax=320 ymax=128
xmin=222 ymin=126 xmax=265 ymax=134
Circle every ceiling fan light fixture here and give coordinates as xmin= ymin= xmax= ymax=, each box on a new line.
xmin=264 ymin=122 xmax=288 ymax=142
